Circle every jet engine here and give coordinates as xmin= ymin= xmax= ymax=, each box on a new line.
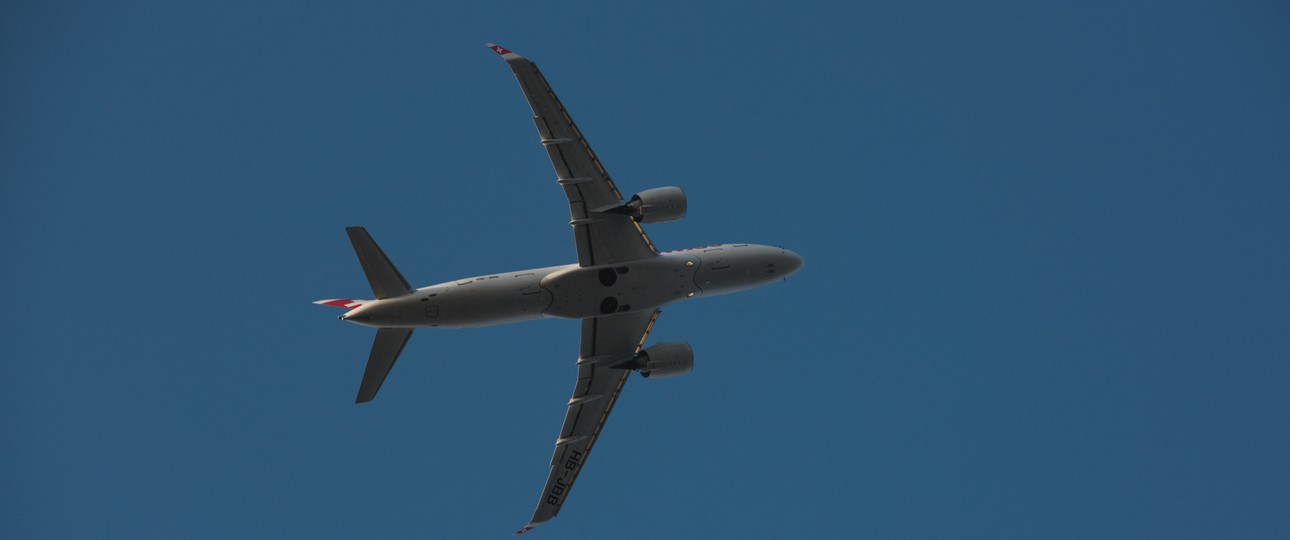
xmin=635 ymin=342 xmax=694 ymax=378
xmin=619 ymin=187 xmax=687 ymax=223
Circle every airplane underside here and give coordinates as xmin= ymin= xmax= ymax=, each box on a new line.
xmin=316 ymin=44 xmax=801 ymax=534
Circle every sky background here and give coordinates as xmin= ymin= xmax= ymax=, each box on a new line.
xmin=3 ymin=1 xmax=1288 ymax=538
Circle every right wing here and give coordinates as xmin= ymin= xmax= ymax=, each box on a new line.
xmin=516 ymin=309 xmax=661 ymax=534
xmin=488 ymin=43 xmax=657 ymax=267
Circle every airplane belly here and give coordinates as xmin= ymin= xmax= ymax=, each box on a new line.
xmin=415 ymin=269 xmax=558 ymax=328
xmin=541 ymin=255 xmax=701 ymax=318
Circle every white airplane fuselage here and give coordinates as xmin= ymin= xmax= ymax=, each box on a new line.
xmin=341 ymin=244 xmax=802 ymax=329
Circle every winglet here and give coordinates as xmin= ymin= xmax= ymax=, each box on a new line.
xmin=487 ymin=42 xmax=523 ymax=61
xmin=514 ymin=522 xmax=541 ymax=536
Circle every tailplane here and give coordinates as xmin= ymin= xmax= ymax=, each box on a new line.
xmin=356 ymin=328 xmax=414 ymax=403
xmin=314 ymin=227 xmax=418 ymax=403
xmin=346 ymin=226 xmax=413 ymax=299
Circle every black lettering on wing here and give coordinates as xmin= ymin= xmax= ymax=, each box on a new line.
xmin=565 ymin=449 xmax=584 ymax=470
xmin=546 ymin=475 xmax=571 ymax=506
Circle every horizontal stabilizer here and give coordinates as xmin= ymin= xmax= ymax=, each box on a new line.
xmin=356 ymin=327 xmax=414 ymax=403
xmin=346 ymin=226 xmax=413 ymax=300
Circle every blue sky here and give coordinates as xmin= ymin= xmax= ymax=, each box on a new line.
xmin=3 ymin=1 xmax=1288 ymax=538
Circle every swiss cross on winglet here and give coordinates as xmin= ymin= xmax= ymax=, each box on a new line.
xmin=486 ymin=42 xmax=522 ymax=60
xmin=514 ymin=524 xmax=538 ymax=535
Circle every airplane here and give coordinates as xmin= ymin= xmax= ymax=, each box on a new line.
xmin=315 ymin=43 xmax=803 ymax=534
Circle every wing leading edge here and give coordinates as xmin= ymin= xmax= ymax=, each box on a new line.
xmin=488 ymin=43 xmax=656 ymax=267
xmin=515 ymin=309 xmax=661 ymax=535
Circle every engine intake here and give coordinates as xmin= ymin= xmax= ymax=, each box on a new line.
xmin=622 ymin=187 xmax=686 ymax=223
xmin=635 ymin=342 xmax=693 ymax=378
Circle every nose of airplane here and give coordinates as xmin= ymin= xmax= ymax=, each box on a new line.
xmin=779 ymin=248 xmax=804 ymax=276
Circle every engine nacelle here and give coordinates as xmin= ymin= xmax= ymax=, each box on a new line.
xmin=625 ymin=187 xmax=686 ymax=223
xmin=636 ymin=342 xmax=694 ymax=378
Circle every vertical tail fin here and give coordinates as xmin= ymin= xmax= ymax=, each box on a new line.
xmin=346 ymin=226 xmax=413 ymax=299
xmin=312 ymin=298 xmax=370 ymax=310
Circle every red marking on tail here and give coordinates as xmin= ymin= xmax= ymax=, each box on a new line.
xmin=316 ymin=299 xmax=362 ymax=309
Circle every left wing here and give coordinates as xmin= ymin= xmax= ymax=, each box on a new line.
xmin=488 ymin=43 xmax=657 ymax=267
xmin=516 ymin=310 xmax=661 ymax=535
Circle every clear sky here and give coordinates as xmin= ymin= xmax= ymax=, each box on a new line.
xmin=3 ymin=1 xmax=1288 ymax=538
